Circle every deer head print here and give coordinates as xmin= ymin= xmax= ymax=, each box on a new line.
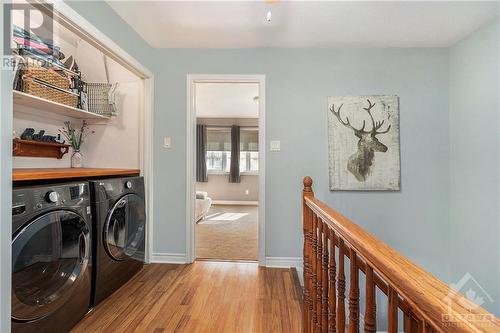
xmin=330 ymin=99 xmax=391 ymax=182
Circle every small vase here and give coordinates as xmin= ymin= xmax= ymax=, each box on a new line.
xmin=71 ymin=149 xmax=83 ymax=168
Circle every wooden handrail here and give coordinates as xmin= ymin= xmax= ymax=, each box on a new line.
xmin=302 ymin=176 xmax=500 ymax=333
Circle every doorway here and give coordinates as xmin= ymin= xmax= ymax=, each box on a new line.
xmin=186 ymin=75 xmax=265 ymax=265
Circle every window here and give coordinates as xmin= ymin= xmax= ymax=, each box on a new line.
xmin=205 ymin=127 xmax=259 ymax=174
xmin=239 ymin=151 xmax=259 ymax=173
xmin=239 ymin=129 xmax=259 ymax=173
xmin=206 ymin=129 xmax=231 ymax=173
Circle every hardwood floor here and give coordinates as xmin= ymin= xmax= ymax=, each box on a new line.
xmin=71 ymin=261 xmax=302 ymax=333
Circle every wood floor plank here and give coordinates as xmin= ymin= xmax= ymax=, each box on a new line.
xmin=72 ymin=261 xmax=302 ymax=333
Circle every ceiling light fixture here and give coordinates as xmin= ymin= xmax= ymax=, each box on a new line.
xmin=266 ymin=10 xmax=272 ymax=22
xmin=265 ymin=0 xmax=278 ymax=23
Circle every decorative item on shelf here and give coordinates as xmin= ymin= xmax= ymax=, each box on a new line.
xmin=19 ymin=127 xmax=65 ymax=144
xmin=71 ymin=149 xmax=83 ymax=168
xmin=13 ymin=128 xmax=69 ymax=159
xmin=13 ymin=139 xmax=70 ymax=159
xmin=19 ymin=128 xmax=35 ymax=140
xmin=59 ymin=120 xmax=95 ymax=168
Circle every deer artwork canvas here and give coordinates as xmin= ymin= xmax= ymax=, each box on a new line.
xmin=328 ymin=95 xmax=400 ymax=190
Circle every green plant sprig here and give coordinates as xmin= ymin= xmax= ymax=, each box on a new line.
xmin=59 ymin=120 xmax=95 ymax=150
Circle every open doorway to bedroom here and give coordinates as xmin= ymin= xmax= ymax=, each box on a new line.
xmin=193 ymin=81 xmax=261 ymax=262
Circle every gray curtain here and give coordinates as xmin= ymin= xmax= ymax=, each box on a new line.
xmin=229 ymin=125 xmax=241 ymax=183
xmin=196 ymin=124 xmax=208 ymax=182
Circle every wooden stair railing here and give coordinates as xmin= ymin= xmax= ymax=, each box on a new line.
xmin=302 ymin=177 xmax=500 ymax=333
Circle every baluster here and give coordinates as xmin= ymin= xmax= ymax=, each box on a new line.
xmin=328 ymin=229 xmax=336 ymax=333
xmin=303 ymin=178 xmax=313 ymax=333
xmin=422 ymin=321 xmax=433 ymax=333
xmin=388 ymin=287 xmax=398 ymax=333
xmin=311 ymin=214 xmax=318 ymax=331
xmin=364 ymin=266 xmax=376 ymax=333
xmin=322 ymin=221 xmax=329 ymax=332
xmin=403 ymin=312 xmax=419 ymax=333
xmin=316 ymin=219 xmax=323 ymax=332
xmin=303 ymin=207 xmax=312 ymax=333
xmin=418 ymin=320 xmax=424 ymax=333
xmin=337 ymin=239 xmax=346 ymax=333
xmin=349 ymin=249 xmax=360 ymax=333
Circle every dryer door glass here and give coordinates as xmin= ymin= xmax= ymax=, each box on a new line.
xmin=11 ymin=210 xmax=90 ymax=322
xmin=104 ymin=194 xmax=145 ymax=261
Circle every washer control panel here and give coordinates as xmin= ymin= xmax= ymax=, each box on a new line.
xmin=45 ymin=191 xmax=59 ymax=203
xmin=12 ymin=183 xmax=90 ymax=216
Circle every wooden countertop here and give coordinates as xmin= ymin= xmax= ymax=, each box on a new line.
xmin=13 ymin=168 xmax=141 ymax=182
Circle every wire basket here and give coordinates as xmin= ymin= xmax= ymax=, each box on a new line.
xmin=86 ymin=82 xmax=118 ymax=117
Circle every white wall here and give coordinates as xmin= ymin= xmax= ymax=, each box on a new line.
xmin=197 ymin=174 xmax=258 ymax=201
xmin=449 ymin=19 xmax=500 ymax=315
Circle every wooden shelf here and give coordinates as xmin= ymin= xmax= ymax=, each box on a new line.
xmin=13 ymin=139 xmax=70 ymax=159
xmin=13 ymin=168 xmax=141 ymax=182
xmin=13 ymin=90 xmax=111 ymax=120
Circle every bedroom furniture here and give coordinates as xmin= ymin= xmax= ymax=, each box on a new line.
xmin=196 ymin=191 xmax=212 ymax=222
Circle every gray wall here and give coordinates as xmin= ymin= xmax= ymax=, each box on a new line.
xmin=152 ymin=48 xmax=451 ymax=280
xmin=449 ymin=19 xmax=500 ymax=315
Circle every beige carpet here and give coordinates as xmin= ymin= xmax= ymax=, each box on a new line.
xmin=196 ymin=205 xmax=258 ymax=261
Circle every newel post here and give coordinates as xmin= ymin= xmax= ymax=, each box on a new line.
xmin=303 ymin=177 xmax=314 ymax=333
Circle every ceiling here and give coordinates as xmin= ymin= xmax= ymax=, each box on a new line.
xmin=107 ymin=1 xmax=499 ymax=48
xmin=195 ymin=83 xmax=259 ymax=118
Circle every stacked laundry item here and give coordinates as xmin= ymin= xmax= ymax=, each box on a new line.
xmin=12 ymin=25 xmax=65 ymax=67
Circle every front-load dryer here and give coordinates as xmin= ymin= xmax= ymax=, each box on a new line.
xmin=90 ymin=176 xmax=145 ymax=306
xmin=12 ymin=182 xmax=92 ymax=333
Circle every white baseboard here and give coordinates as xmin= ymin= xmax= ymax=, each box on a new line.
xmin=265 ymin=256 xmax=302 ymax=268
xmin=151 ymin=253 xmax=187 ymax=264
xmin=212 ymin=200 xmax=259 ymax=206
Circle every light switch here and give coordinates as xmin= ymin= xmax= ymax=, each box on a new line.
xmin=163 ymin=136 xmax=171 ymax=148
xmin=270 ymin=140 xmax=280 ymax=152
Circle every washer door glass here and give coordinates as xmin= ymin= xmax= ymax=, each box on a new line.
xmin=12 ymin=210 xmax=90 ymax=322
xmin=104 ymin=194 xmax=145 ymax=261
